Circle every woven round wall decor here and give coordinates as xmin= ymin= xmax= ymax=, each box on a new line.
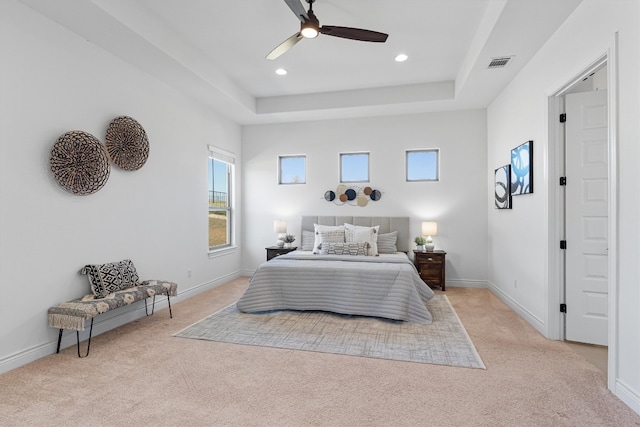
xmin=50 ymin=131 xmax=110 ymax=195
xmin=105 ymin=116 xmax=149 ymax=170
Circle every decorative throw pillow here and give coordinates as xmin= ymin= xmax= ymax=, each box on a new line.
xmin=313 ymin=224 xmax=345 ymax=254
xmin=321 ymin=242 xmax=370 ymax=256
xmin=377 ymin=231 xmax=398 ymax=254
xmin=316 ymin=229 xmax=346 ymax=252
xmin=81 ymin=259 xmax=141 ymax=298
xmin=344 ymin=223 xmax=380 ymax=256
xmin=301 ymin=230 xmax=315 ymax=251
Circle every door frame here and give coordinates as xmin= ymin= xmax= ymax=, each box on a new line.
xmin=547 ymin=43 xmax=618 ymax=391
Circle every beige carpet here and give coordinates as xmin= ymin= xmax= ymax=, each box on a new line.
xmin=1 ymin=278 xmax=639 ymax=427
xmin=175 ymin=295 xmax=485 ymax=369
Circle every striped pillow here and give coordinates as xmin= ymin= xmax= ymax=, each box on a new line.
xmin=377 ymin=231 xmax=398 ymax=254
xmin=301 ymin=230 xmax=315 ymax=251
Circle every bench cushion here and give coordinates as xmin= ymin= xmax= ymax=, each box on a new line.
xmin=80 ymin=259 xmax=141 ymax=298
xmin=48 ymin=280 xmax=177 ymax=331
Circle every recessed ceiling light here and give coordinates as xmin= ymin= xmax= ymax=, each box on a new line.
xmin=275 ymin=68 xmax=288 ymax=76
xmin=395 ymin=54 xmax=408 ymax=62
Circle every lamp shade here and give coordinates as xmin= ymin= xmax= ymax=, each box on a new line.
xmin=273 ymin=220 xmax=287 ymax=234
xmin=421 ymin=221 xmax=438 ymax=236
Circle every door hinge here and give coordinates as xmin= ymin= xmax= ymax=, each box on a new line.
xmin=560 ymin=303 xmax=567 ymax=313
xmin=560 ymin=113 xmax=567 ymax=123
xmin=560 ymin=240 xmax=567 ymax=249
xmin=559 ymin=177 xmax=567 ymax=186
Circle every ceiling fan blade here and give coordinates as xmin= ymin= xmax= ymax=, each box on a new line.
xmin=266 ymin=32 xmax=304 ymax=60
xmin=321 ymin=26 xmax=388 ymax=42
xmin=283 ymin=0 xmax=308 ymax=22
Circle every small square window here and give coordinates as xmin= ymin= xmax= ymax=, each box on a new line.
xmin=406 ymin=149 xmax=439 ymax=181
xmin=279 ymin=155 xmax=306 ymax=184
xmin=340 ymin=152 xmax=369 ymax=183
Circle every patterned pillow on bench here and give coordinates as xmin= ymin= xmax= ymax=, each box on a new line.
xmin=80 ymin=259 xmax=140 ymax=298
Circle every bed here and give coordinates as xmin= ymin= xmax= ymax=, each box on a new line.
xmin=237 ymin=216 xmax=435 ymax=324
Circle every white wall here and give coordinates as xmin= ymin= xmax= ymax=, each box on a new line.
xmin=242 ymin=110 xmax=488 ymax=286
xmin=487 ymin=0 xmax=639 ymax=413
xmin=0 ymin=1 xmax=242 ymax=372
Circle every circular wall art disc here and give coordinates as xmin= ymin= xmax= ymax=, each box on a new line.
xmin=105 ymin=116 xmax=149 ymax=170
xmin=324 ymin=190 xmax=336 ymax=201
xmin=345 ymin=188 xmax=357 ymax=200
xmin=50 ymin=131 xmax=110 ymax=195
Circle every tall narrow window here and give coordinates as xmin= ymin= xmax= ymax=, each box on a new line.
xmin=406 ymin=149 xmax=439 ymax=181
xmin=208 ymin=146 xmax=235 ymax=251
xmin=279 ymin=155 xmax=306 ymax=184
xmin=340 ymin=152 xmax=369 ymax=183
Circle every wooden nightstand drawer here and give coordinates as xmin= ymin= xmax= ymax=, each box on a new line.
xmin=266 ymin=246 xmax=297 ymax=261
xmin=417 ymin=257 xmax=443 ymax=268
xmin=413 ymin=250 xmax=447 ymax=291
xmin=416 ymin=253 xmax=444 ymax=263
xmin=418 ymin=265 xmax=441 ymax=280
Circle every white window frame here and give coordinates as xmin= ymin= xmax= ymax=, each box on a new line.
xmin=208 ymin=145 xmax=235 ymax=254
xmin=278 ymin=155 xmax=306 ymax=184
xmin=340 ymin=152 xmax=370 ymax=183
xmin=406 ymin=149 xmax=439 ymax=182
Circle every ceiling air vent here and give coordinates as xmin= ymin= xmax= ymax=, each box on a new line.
xmin=488 ymin=56 xmax=513 ymax=69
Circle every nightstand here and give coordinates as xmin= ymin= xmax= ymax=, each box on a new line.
xmin=266 ymin=246 xmax=297 ymax=261
xmin=413 ymin=250 xmax=446 ymax=291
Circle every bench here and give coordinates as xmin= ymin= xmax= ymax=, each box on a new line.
xmin=48 ymin=259 xmax=178 ymax=357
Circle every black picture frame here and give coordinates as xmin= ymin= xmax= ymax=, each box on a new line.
xmin=495 ymin=164 xmax=512 ymax=209
xmin=511 ymin=140 xmax=533 ymax=195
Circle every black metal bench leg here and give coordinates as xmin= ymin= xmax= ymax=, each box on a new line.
xmin=145 ymin=294 xmax=157 ymax=316
xmin=145 ymin=294 xmax=173 ymax=318
xmin=56 ymin=329 xmax=63 ymax=354
xmin=76 ymin=318 xmax=94 ymax=358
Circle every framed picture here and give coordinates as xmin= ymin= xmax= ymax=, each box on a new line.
xmin=511 ymin=140 xmax=533 ymax=195
xmin=495 ymin=165 xmax=511 ymax=209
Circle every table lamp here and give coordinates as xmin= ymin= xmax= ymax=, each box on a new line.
xmin=274 ymin=220 xmax=287 ymax=247
xmin=421 ymin=221 xmax=438 ymax=252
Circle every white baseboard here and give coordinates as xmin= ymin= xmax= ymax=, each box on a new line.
xmin=445 ymin=279 xmax=488 ymax=288
xmin=0 ymin=342 xmax=56 ymax=375
xmin=0 ymin=271 xmax=242 ymax=375
xmin=615 ymin=379 xmax=640 ymax=416
xmin=486 ymin=281 xmax=546 ymax=337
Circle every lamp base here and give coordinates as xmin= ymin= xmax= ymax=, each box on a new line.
xmin=276 ymin=240 xmax=285 ymax=247
xmin=425 ymin=244 xmax=435 ymax=252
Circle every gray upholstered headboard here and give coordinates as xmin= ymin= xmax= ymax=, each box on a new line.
xmin=301 ymin=216 xmax=411 ymax=253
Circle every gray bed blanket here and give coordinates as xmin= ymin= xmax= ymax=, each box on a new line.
xmin=237 ymin=253 xmax=435 ymax=324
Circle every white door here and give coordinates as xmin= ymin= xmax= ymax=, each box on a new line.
xmin=565 ymin=89 xmax=608 ymax=346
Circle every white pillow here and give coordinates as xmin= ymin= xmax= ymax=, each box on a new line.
xmin=344 ymin=223 xmax=380 ymax=256
xmin=313 ymin=224 xmax=345 ymax=254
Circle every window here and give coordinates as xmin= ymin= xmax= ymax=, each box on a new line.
xmin=279 ymin=155 xmax=306 ymax=184
xmin=208 ymin=146 xmax=235 ymax=251
xmin=406 ymin=149 xmax=439 ymax=181
xmin=340 ymin=152 xmax=369 ymax=183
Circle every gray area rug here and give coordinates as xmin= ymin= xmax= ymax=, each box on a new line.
xmin=174 ymin=295 xmax=485 ymax=369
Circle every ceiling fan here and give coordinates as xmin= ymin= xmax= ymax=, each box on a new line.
xmin=266 ymin=0 xmax=389 ymax=60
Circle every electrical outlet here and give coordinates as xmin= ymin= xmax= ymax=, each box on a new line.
xmin=187 ymin=269 xmax=192 ymax=278
xmin=514 ymin=279 xmax=518 ymax=288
